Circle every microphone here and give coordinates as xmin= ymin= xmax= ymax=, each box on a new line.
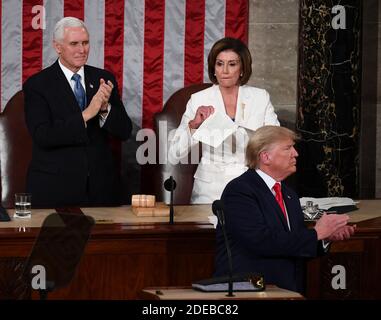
xmin=212 ymin=200 xmax=234 ymax=297
xmin=164 ymin=176 xmax=176 ymax=224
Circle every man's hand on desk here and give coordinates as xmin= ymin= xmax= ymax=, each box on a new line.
xmin=326 ymin=224 xmax=356 ymax=241
xmin=314 ymin=213 xmax=349 ymax=240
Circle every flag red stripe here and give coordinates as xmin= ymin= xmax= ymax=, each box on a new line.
xmin=184 ymin=0 xmax=205 ymax=86
xmin=0 ymin=2 xmax=2 ymax=112
xmin=104 ymin=0 xmax=125 ymax=93
xmin=225 ymin=0 xmax=249 ymax=44
xmin=64 ymin=0 xmax=84 ymax=20
xmin=104 ymin=0 xmax=125 ymax=168
xmin=142 ymin=0 xmax=165 ymax=129
xmin=22 ymin=0 xmax=43 ymax=83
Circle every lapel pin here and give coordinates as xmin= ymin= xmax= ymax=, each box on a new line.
xmin=287 ymin=195 xmax=291 ymax=199
xmin=90 ymin=83 xmax=94 ymax=89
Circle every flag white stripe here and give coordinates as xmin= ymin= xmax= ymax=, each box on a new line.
xmin=0 ymin=0 xmax=246 ymax=118
xmin=1 ymin=0 xmax=22 ymax=110
xmin=203 ymin=0 xmax=225 ymax=83
xmin=42 ymin=0 xmax=63 ymax=69
xmin=163 ymin=0 xmax=185 ymax=105
xmin=123 ymin=0 xmax=145 ymax=127
xmin=85 ymin=0 xmax=104 ymax=69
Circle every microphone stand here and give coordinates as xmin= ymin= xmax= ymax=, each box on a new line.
xmin=164 ymin=176 xmax=176 ymax=225
xmin=169 ymin=177 xmax=174 ymax=225
xmin=213 ymin=200 xmax=234 ymax=297
xmin=219 ymin=210 xmax=234 ymax=297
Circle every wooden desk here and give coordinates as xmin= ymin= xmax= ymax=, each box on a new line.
xmin=305 ymin=201 xmax=381 ymax=299
xmin=0 ymin=205 xmax=216 ymax=300
xmin=139 ymin=285 xmax=304 ymax=300
xmin=0 ymin=201 xmax=380 ymax=299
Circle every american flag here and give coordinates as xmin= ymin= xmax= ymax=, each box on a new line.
xmin=0 ymin=0 xmax=248 ymax=129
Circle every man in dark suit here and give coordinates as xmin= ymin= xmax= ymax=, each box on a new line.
xmin=23 ymin=17 xmax=132 ymax=207
xmin=215 ymin=126 xmax=355 ymax=293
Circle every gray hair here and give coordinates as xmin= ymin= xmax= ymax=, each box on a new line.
xmin=53 ymin=17 xmax=88 ymax=42
xmin=245 ymin=126 xmax=299 ymax=169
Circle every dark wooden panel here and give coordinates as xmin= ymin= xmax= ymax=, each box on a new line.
xmin=305 ymin=232 xmax=381 ymax=299
xmin=0 ymin=217 xmax=380 ymax=299
xmin=0 ymin=257 xmax=30 ymax=299
xmin=0 ymin=222 xmax=215 ymax=299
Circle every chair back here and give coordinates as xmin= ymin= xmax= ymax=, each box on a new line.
xmin=0 ymin=91 xmax=31 ymax=208
xmin=142 ymin=83 xmax=212 ymax=204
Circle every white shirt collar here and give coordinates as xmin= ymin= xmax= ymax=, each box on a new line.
xmin=255 ymin=169 xmax=280 ymax=192
xmin=58 ymin=59 xmax=85 ymax=89
xmin=256 ymin=168 xmax=290 ymax=228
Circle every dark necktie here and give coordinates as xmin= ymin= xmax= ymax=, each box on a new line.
xmin=72 ymin=73 xmax=86 ymax=110
xmin=273 ymin=182 xmax=287 ymax=220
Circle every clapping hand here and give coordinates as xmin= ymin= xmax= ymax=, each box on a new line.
xmin=83 ymin=78 xmax=113 ymax=121
xmin=327 ymin=224 xmax=356 ymax=241
xmin=314 ymin=213 xmax=350 ymax=240
xmin=98 ymin=79 xmax=113 ymax=111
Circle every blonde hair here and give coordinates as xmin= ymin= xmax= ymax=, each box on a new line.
xmin=246 ymin=126 xmax=298 ymax=169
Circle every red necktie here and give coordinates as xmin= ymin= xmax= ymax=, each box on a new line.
xmin=273 ymin=182 xmax=287 ymax=219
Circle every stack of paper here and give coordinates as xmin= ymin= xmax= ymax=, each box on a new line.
xmin=208 ymin=215 xmax=218 ymax=228
xmin=192 ymin=273 xmax=265 ymax=292
xmin=299 ymin=197 xmax=358 ymax=210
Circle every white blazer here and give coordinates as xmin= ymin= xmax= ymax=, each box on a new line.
xmin=168 ymin=84 xmax=280 ymax=204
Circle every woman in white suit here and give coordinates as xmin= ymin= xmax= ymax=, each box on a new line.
xmin=168 ymin=37 xmax=279 ymax=204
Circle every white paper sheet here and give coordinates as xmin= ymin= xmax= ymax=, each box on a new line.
xmin=192 ymin=112 xmax=238 ymax=148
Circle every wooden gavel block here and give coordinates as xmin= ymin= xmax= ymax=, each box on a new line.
xmin=131 ymin=195 xmax=169 ymax=217
xmin=131 ymin=194 xmax=156 ymax=208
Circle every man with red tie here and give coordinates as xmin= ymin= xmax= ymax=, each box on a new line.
xmin=214 ymin=125 xmax=355 ymax=293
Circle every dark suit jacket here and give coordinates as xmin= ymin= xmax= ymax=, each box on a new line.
xmin=215 ymin=169 xmax=324 ymax=293
xmin=23 ymin=61 xmax=132 ymax=207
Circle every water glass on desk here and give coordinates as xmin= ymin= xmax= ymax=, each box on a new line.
xmin=14 ymin=193 xmax=32 ymax=218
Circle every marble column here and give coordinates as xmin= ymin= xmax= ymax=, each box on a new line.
xmin=296 ymin=0 xmax=362 ymax=197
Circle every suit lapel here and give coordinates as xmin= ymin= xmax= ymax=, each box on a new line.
xmin=236 ymin=85 xmax=258 ymax=131
xmin=282 ymin=184 xmax=299 ymax=231
xmin=249 ymin=170 xmax=290 ymax=231
xmin=84 ymin=65 xmax=98 ymax=104
xmin=53 ymin=62 xmax=99 ymax=112
xmin=212 ymin=85 xmax=227 ymax=115
xmin=51 ymin=61 xmax=80 ymax=113
xmin=214 ymin=85 xmax=247 ymax=121
xmin=235 ymin=86 xmax=246 ymax=123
